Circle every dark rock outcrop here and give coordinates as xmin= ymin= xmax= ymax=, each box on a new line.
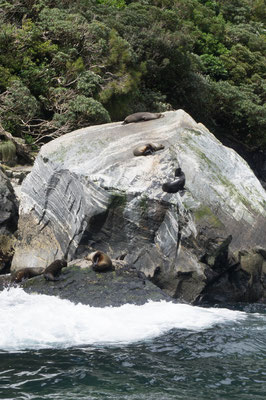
xmin=198 ymin=246 xmax=266 ymax=303
xmin=0 ymin=264 xmax=173 ymax=307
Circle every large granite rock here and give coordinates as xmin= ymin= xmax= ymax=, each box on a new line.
xmin=11 ymin=110 xmax=266 ymax=303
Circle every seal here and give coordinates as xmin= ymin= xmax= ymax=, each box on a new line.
xmin=133 ymin=143 xmax=165 ymax=156
xmin=11 ymin=267 xmax=45 ymax=283
xmin=43 ymin=259 xmax=67 ymax=281
xmin=87 ymin=250 xmax=113 ymax=272
xmin=122 ymin=112 xmax=164 ymax=124
xmin=174 ymin=167 xmax=185 ymax=178
xmin=162 ymin=167 xmax=186 ymax=193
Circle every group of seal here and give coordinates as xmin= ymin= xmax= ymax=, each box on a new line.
xmin=11 ymin=251 xmax=114 ymax=284
xmin=124 ymin=111 xmax=186 ymax=193
xmin=11 ymin=258 xmax=67 ymax=283
xmin=125 ymin=109 xmax=186 ymax=272
xmin=122 ymin=112 xmax=165 ymax=158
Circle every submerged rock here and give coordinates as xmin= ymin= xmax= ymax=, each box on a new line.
xmin=10 ymin=110 xmax=266 ymax=303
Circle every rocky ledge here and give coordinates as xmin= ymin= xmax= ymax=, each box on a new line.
xmin=0 ymin=262 xmax=173 ymax=307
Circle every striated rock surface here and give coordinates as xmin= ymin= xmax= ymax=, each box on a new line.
xmin=11 ymin=110 xmax=266 ymax=303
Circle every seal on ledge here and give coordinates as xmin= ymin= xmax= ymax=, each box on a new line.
xmin=11 ymin=267 xmax=45 ymax=283
xmin=162 ymin=167 xmax=186 ymax=193
xmin=133 ymin=143 xmax=165 ymax=156
xmin=86 ymin=250 xmax=113 ymax=272
xmin=44 ymin=259 xmax=67 ymax=281
xmin=122 ymin=112 xmax=164 ymax=124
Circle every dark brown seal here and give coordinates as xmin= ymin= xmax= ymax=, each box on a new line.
xmin=122 ymin=112 xmax=164 ymax=124
xmin=87 ymin=250 xmax=113 ymax=272
xmin=133 ymin=143 xmax=165 ymax=156
xmin=174 ymin=167 xmax=184 ymax=178
xmin=11 ymin=267 xmax=45 ymax=283
xmin=162 ymin=168 xmax=186 ymax=193
xmin=43 ymin=259 xmax=67 ymax=281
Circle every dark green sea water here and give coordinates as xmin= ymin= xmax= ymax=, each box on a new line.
xmin=0 ymin=300 xmax=265 ymax=400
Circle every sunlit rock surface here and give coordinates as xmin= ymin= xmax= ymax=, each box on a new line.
xmin=11 ymin=110 xmax=266 ymax=303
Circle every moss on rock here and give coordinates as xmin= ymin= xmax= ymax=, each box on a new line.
xmin=194 ymin=205 xmax=224 ymax=229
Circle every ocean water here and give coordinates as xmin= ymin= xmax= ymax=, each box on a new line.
xmin=0 ymin=288 xmax=265 ymax=399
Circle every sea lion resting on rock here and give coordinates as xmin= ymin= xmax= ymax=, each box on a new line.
xmin=133 ymin=143 xmax=165 ymax=156
xmin=44 ymin=259 xmax=67 ymax=281
xmin=122 ymin=112 xmax=164 ymax=124
xmin=86 ymin=250 xmax=113 ymax=272
xmin=162 ymin=167 xmax=186 ymax=193
xmin=11 ymin=267 xmax=45 ymax=283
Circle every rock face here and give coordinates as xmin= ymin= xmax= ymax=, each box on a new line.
xmin=0 ymin=168 xmax=18 ymax=235
xmin=0 ymin=168 xmax=18 ymax=273
xmin=11 ymin=110 xmax=266 ymax=303
xmin=200 ymin=247 xmax=266 ymax=303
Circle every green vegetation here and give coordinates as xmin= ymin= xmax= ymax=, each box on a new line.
xmin=139 ymin=194 xmax=149 ymax=213
xmin=0 ymin=234 xmax=16 ymax=256
xmin=217 ymin=174 xmax=251 ymax=209
xmin=109 ymin=191 xmax=127 ymax=208
xmin=0 ymin=0 xmax=265 ymax=150
xmin=0 ymin=140 xmax=16 ymax=164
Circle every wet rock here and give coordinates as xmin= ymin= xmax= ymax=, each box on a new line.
xmin=199 ymin=246 xmax=266 ymax=303
xmin=5 ymin=264 xmax=173 ymax=307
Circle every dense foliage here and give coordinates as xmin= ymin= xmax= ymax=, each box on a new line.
xmin=0 ymin=0 xmax=265 ymax=149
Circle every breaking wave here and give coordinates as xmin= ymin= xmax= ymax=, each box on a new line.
xmin=0 ymin=287 xmax=247 ymax=351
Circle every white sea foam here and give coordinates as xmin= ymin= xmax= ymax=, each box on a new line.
xmin=0 ymin=287 xmax=246 ymax=351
